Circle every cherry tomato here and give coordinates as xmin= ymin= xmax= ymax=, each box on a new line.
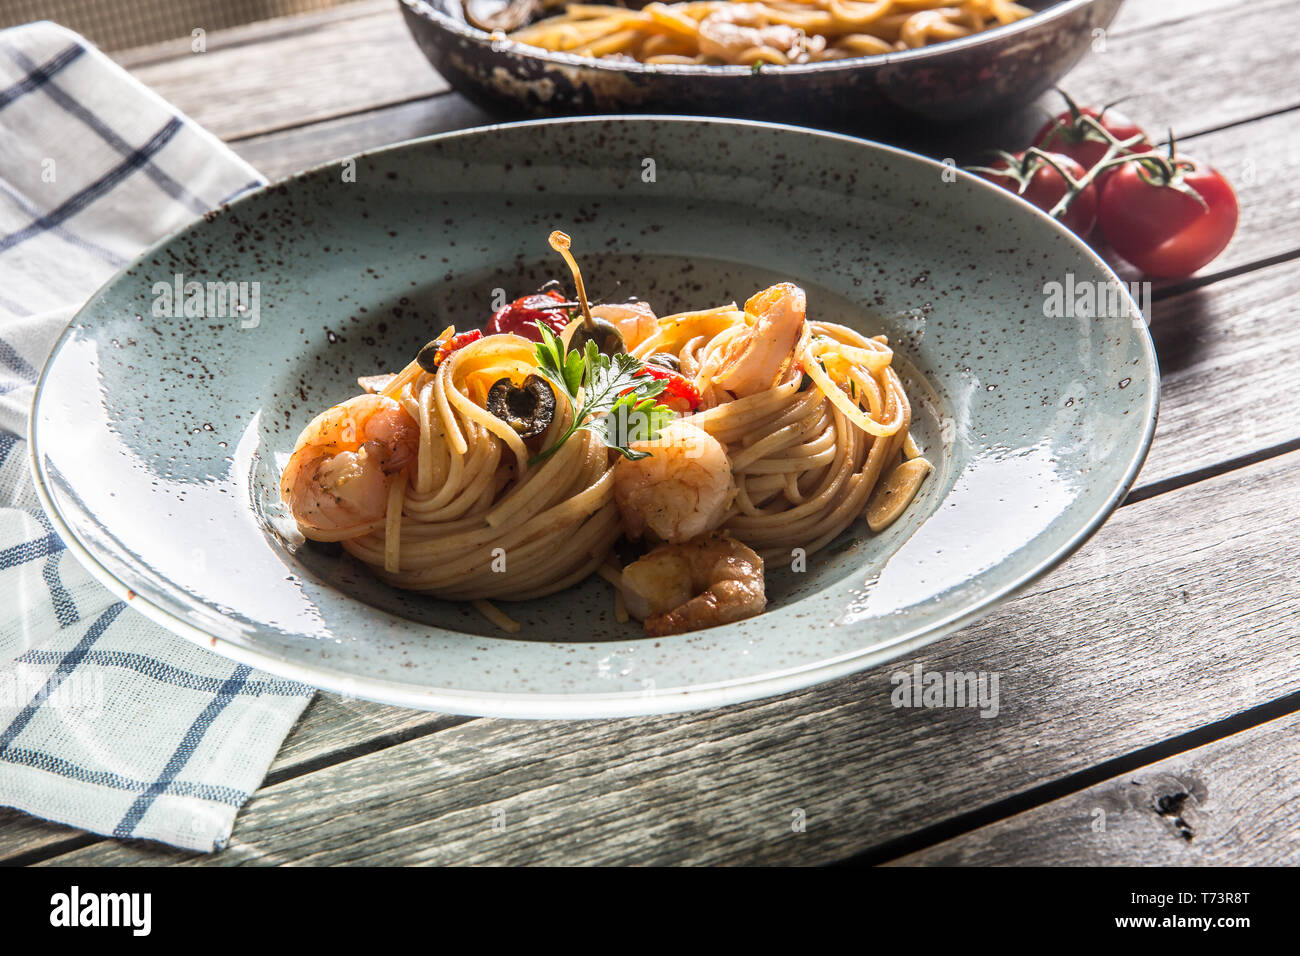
xmin=630 ymin=365 xmax=701 ymax=413
xmin=1098 ymin=156 xmax=1238 ymax=277
xmin=976 ymin=151 xmax=1099 ymax=237
xmin=1033 ymin=105 xmax=1151 ymax=176
xmin=487 ymin=290 xmax=572 ymax=341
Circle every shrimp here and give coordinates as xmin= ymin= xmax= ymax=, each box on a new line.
xmin=592 ymin=301 xmax=657 ymax=351
xmin=697 ymin=5 xmax=825 ymax=63
xmin=280 ymin=393 xmax=418 ymax=534
xmin=712 ymin=282 xmax=807 ymax=397
xmin=613 ymin=419 xmax=735 ymax=543
xmin=621 ymin=534 xmax=766 ymax=636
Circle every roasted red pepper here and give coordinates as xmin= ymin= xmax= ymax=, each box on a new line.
xmin=634 ymin=365 xmax=701 ymax=413
xmin=436 ymin=329 xmax=482 ymax=364
xmin=487 ymin=290 xmax=572 ymax=342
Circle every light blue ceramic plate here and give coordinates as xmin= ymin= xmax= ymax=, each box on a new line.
xmin=30 ymin=117 xmax=1158 ymax=718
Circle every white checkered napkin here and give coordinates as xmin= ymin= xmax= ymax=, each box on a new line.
xmin=0 ymin=22 xmax=313 ymax=853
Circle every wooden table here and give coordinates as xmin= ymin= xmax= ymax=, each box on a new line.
xmin=4 ymin=0 xmax=1299 ymax=866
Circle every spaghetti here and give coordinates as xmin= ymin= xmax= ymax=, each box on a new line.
xmin=503 ymin=0 xmax=1034 ymax=67
xmin=280 ymin=234 xmax=933 ymax=634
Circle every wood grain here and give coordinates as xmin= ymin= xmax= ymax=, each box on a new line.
xmin=0 ymin=811 xmax=91 ymax=864
xmin=1137 ymin=258 xmax=1300 ymax=488
xmin=120 ymin=3 xmax=446 ymax=142
xmin=267 ymin=692 xmax=468 ymax=777
xmin=1106 ymin=0 xmax=1247 ymax=37
xmin=888 ymin=711 xmax=1300 ymax=865
xmin=231 ymin=94 xmax=497 ymax=180
xmin=24 ymin=447 xmax=1300 ymax=865
xmin=966 ymin=0 xmax=1300 ymax=143
xmin=112 ymin=0 xmax=397 ymax=69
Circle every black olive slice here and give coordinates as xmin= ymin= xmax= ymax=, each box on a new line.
xmin=416 ymin=339 xmax=443 ymax=373
xmin=486 ymin=374 xmax=556 ymax=439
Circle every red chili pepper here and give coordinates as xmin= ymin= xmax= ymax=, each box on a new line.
xmin=487 ymin=290 xmax=572 ymax=342
xmin=435 ymin=329 xmax=482 ymax=365
xmin=634 ymin=365 xmax=701 ymax=413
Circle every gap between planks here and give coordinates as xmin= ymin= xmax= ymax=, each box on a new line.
xmin=883 ymin=707 xmax=1300 ymax=865
xmin=849 ymin=690 xmax=1300 ymax=865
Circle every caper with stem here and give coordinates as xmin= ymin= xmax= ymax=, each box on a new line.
xmin=548 ymin=230 xmax=626 ymax=356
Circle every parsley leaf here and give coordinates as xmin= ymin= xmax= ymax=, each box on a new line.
xmin=534 ymin=321 xmax=583 ymax=398
xmin=590 ymin=393 xmax=674 ymax=460
xmin=530 ymin=325 xmax=672 ymax=464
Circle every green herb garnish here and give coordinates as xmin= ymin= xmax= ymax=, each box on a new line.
xmin=530 ymin=323 xmax=672 ymax=464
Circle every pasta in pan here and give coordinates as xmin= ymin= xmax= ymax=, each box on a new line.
xmin=500 ymin=0 xmax=1034 ymax=67
xmin=281 ymin=233 xmax=933 ymax=635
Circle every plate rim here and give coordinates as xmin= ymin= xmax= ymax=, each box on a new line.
xmin=28 ymin=114 xmax=1161 ymax=718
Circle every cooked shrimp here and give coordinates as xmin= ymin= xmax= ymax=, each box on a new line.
xmin=697 ymin=5 xmax=825 ymax=63
xmin=280 ymin=394 xmax=418 ymax=534
xmin=712 ymin=282 xmax=807 ymax=397
xmin=592 ymin=301 xmax=657 ymax=351
xmin=621 ymin=534 xmax=766 ymax=636
xmin=613 ymin=419 xmax=735 ymax=543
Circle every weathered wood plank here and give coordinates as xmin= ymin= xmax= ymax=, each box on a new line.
xmin=0 ymin=810 xmax=91 ymax=863
xmin=120 ymin=3 xmax=446 ymax=142
xmin=112 ymin=0 xmax=396 ymax=69
xmin=28 ymin=446 xmax=1300 ymax=865
xmin=888 ymin=710 xmax=1300 ymax=865
xmin=1106 ymin=0 xmax=1245 ymax=37
xmin=1036 ymin=0 xmax=1298 ymax=140
xmin=1139 ymin=258 xmax=1300 ymax=488
xmin=231 ymin=94 xmax=497 ymax=181
xmin=266 ymin=692 xmax=467 ymax=776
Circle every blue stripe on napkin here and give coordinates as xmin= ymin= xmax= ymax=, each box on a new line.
xmin=0 ymin=21 xmax=314 ymax=854
xmin=0 ymin=42 xmax=82 ymax=109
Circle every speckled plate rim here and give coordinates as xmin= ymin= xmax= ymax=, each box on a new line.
xmin=400 ymin=0 xmax=1101 ymax=77
xmin=29 ymin=116 xmax=1160 ymax=719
